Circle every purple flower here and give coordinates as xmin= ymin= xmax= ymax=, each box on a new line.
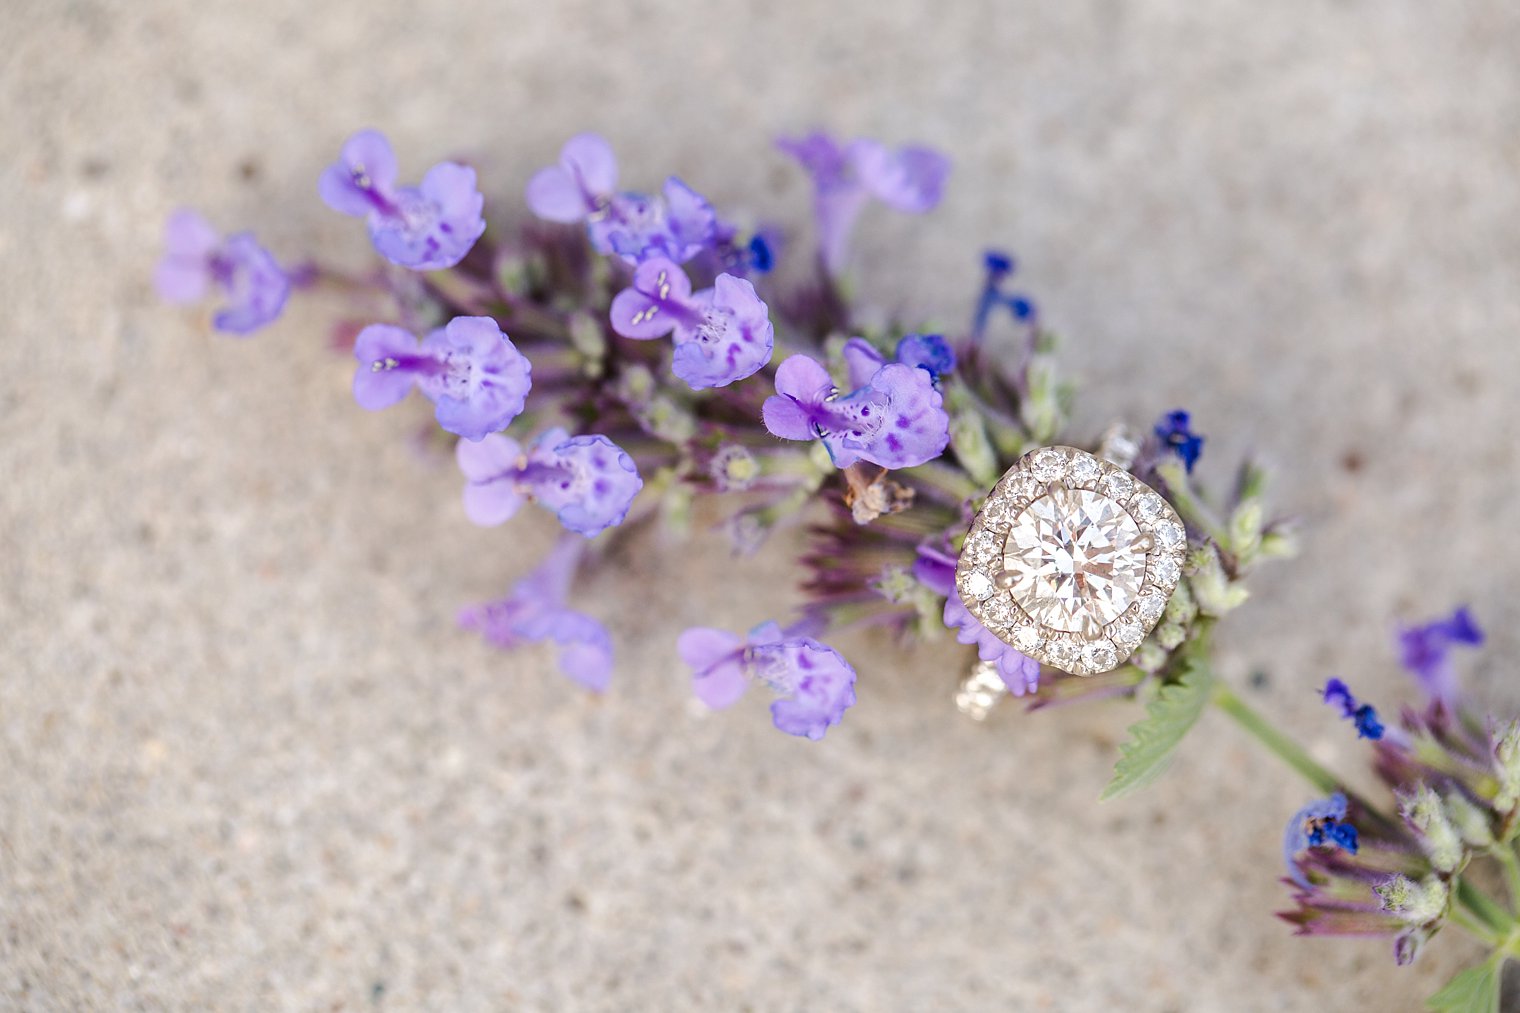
xmin=841 ymin=335 xmax=955 ymax=388
xmin=1155 ymin=410 xmax=1205 ymax=473
xmin=524 ymin=133 xmax=620 ymax=223
xmin=154 ymin=209 xmax=290 ymax=335
xmin=972 ymin=249 xmax=1036 ymax=339
xmin=459 ymin=538 xmax=612 ymax=692
xmin=1283 ymin=793 xmax=1359 ymax=889
xmin=455 ymin=428 xmax=643 ymax=537
xmin=1322 ymin=678 xmax=1385 ymax=740
xmin=319 ymin=129 xmax=485 ymax=271
xmin=592 ymin=178 xmax=718 ymax=266
xmin=943 ymin=590 xmax=1041 ymax=696
xmin=608 ymin=258 xmax=774 ymax=389
xmin=762 ymin=354 xmax=950 ymax=469
xmin=1397 ymin=607 xmax=1484 ymax=707
xmin=351 ymin=316 xmax=531 ymax=441
xmin=677 ymin=622 xmax=857 ymax=740
xmin=777 ymin=132 xmax=950 ymax=274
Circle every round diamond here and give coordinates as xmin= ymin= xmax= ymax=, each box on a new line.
xmin=1137 ymin=591 xmax=1166 ymax=622
xmin=1155 ymin=520 xmax=1185 ymax=550
xmin=981 ymin=496 xmax=1015 ymax=530
xmin=961 ymin=571 xmax=995 ymax=600
xmin=1069 ymin=454 xmax=1100 ymax=485
xmin=1014 ymin=626 xmax=1044 ymax=653
xmin=1030 ymin=449 xmax=1067 ymax=482
xmin=1003 ymin=487 xmax=1148 ymax=631
xmin=1111 ymin=619 xmax=1144 ymax=648
xmin=1005 ymin=472 xmax=1039 ymax=502
xmin=1134 ymin=492 xmax=1164 ymax=521
xmin=964 ymin=529 xmax=1001 ymax=563
xmin=1148 ymin=555 xmax=1181 ymax=587
xmin=982 ymin=594 xmax=1015 ymax=626
xmin=1082 ymin=640 xmax=1118 ymax=671
xmin=1102 ymin=471 xmax=1134 ymax=501
xmin=1046 ymin=638 xmax=1079 ymax=669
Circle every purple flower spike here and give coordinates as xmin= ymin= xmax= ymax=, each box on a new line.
xmin=1397 ymin=606 xmax=1485 ymax=708
xmin=777 ymin=131 xmax=950 ymax=274
xmin=459 ymin=538 xmax=613 ymax=692
xmin=154 ymin=209 xmax=290 ymax=335
xmin=1321 ymin=678 xmax=1384 ymax=740
xmin=943 ymin=591 xmax=1041 ymax=696
xmin=610 ymin=259 xmax=774 ymax=389
xmin=524 ymin=133 xmax=619 ymax=223
xmin=319 ymin=129 xmax=485 ymax=271
xmin=762 ymin=354 xmax=950 ymax=470
xmin=351 ymin=316 xmax=531 ymax=441
xmin=678 ymin=622 xmax=858 ymax=740
xmin=455 ymin=428 xmax=642 ymax=537
xmin=1283 ymin=793 xmax=1358 ymax=889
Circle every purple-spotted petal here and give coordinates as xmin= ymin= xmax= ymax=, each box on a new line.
xmin=420 ymin=316 xmax=532 ymax=441
xmin=669 ymin=274 xmax=774 ymax=390
xmin=526 ymin=430 xmax=642 ymax=537
xmin=849 ymin=362 xmax=950 ymax=469
xmin=765 ymin=639 xmax=857 ymax=741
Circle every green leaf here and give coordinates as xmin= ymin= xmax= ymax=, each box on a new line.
xmin=1426 ymin=957 xmax=1502 ymax=1013
xmin=1100 ymin=656 xmax=1215 ymax=801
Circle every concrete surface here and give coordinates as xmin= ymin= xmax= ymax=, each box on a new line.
xmin=4 ymin=1 xmax=1519 ymax=1009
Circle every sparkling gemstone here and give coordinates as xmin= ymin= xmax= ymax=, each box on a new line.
xmin=980 ymin=495 xmax=1015 ymax=530
xmin=1138 ymin=591 xmax=1166 ymax=622
xmin=965 ymin=529 xmax=1000 ymax=564
xmin=1155 ymin=520 xmax=1185 ymax=550
xmin=1102 ymin=471 xmax=1134 ymax=501
xmin=982 ymin=594 xmax=1015 ymax=626
xmin=1069 ymin=455 xmax=1100 ymax=485
xmin=1082 ymin=640 xmax=1118 ymax=671
xmin=1134 ymin=492 xmax=1164 ymax=521
xmin=1014 ymin=626 xmax=1044 ymax=653
xmin=1030 ymin=448 xmax=1067 ymax=482
xmin=1111 ymin=619 xmax=1144 ymax=648
xmin=1003 ymin=487 xmax=1149 ymax=632
xmin=1046 ymin=638 xmax=1079 ymax=668
xmin=1149 ymin=555 xmax=1181 ymax=587
xmin=961 ymin=571 xmax=995 ymax=601
xmin=1004 ymin=473 xmax=1039 ymax=502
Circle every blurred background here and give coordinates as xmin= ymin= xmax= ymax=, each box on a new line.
xmin=4 ymin=1 xmax=1519 ymax=1008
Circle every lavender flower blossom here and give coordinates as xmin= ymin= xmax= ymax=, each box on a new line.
xmin=524 ymin=133 xmax=620 ymax=224
xmin=455 ymin=428 xmax=643 ymax=537
xmin=154 ymin=209 xmax=290 ymax=335
xmin=678 ymin=622 xmax=857 ymax=740
xmin=842 ymin=334 xmax=956 ymax=387
xmin=1397 ymin=607 xmax=1484 ymax=707
xmin=319 ymin=129 xmax=486 ymax=271
xmin=777 ymin=131 xmax=950 ymax=274
xmin=1322 ymin=678 xmax=1385 ymax=740
xmin=351 ymin=316 xmax=531 ymax=441
xmin=608 ymin=258 xmax=774 ymax=389
xmin=459 ymin=538 xmax=612 ymax=692
xmin=1155 ymin=410 xmax=1205 ymax=473
xmin=1283 ymin=792 xmax=1359 ymax=889
xmin=762 ymin=354 xmax=950 ymax=469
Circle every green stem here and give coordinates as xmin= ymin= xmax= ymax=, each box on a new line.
xmin=1448 ymin=898 xmax=1505 ymax=947
xmin=1456 ymin=877 xmax=1515 ymax=937
xmin=1492 ymin=845 xmax=1520 ymax=915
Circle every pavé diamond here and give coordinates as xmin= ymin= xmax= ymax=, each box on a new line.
xmin=1014 ymin=626 xmax=1044 ymax=653
xmin=1149 ymin=555 xmax=1180 ymax=588
xmin=1031 ymin=448 xmax=1067 ymax=482
xmin=1082 ymin=640 xmax=1118 ymax=671
xmin=1004 ymin=486 xmax=1148 ymax=632
xmin=1134 ymin=492 xmax=1164 ymax=521
xmin=961 ymin=571 xmax=995 ymax=600
xmin=1069 ymin=455 xmax=1100 ymax=485
xmin=1155 ymin=519 xmax=1185 ymax=550
xmin=1102 ymin=471 xmax=1134 ymax=501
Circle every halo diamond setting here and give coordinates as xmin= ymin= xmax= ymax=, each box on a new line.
xmin=955 ymin=446 xmax=1188 ymax=676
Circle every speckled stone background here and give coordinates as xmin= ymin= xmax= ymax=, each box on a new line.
xmin=5 ymin=1 xmax=1520 ymax=1009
